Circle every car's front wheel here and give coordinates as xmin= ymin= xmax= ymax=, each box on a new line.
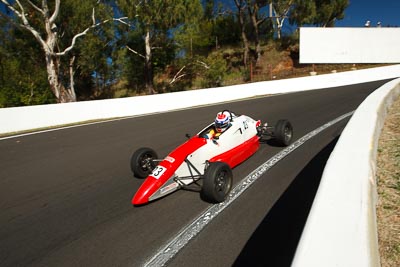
xmin=201 ymin=162 xmax=233 ymax=203
xmin=130 ymin=147 xmax=158 ymax=178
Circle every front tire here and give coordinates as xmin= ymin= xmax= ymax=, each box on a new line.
xmin=130 ymin=147 xmax=158 ymax=178
xmin=201 ymin=162 xmax=233 ymax=203
xmin=274 ymin=120 xmax=293 ymax=146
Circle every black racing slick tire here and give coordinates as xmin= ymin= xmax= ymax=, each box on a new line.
xmin=274 ymin=119 xmax=293 ymax=146
xmin=130 ymin=147 xmax=158 ymax=178
xmin=201 ymin=162 xmax=233 ymax=203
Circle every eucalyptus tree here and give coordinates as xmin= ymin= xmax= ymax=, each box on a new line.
xmin=173 ymin=6 xmax=208 ymax=58
xmin=289 ymin=0 xmax=348 ymax=29
xmin=269 ymin=0 xmax=294 ymax=39
xmin=313 ymin=0 xmax=348 ymax=27
xmin=234 ymin=0 xmax=272 ymax=65
xmin=174 ymin=0 xmax=238 ymax=56
xmin=289 ymin=0 xmax=316 ymax=27
xmin=61 ymin=0 xmax=117 ymax=100
xmin=233 ymin=0 xmax=251 ymax=66
xmin=0 ymin=13 xmax=52 ymax=107
xmin=246 ymin=0 xmax=269 ymax=61
xmin=117 ymin=0 xmax=203 ymax=94
xmin=0 ymin=0 xmax=118 ymax=103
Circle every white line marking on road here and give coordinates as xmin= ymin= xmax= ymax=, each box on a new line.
xmin=0 ymin=95 xmax=273 ymax=141
xmin=0 ymin=118 xmax=128 ymax=141
xmin=144 ymin=111 xmax=354 ymax=267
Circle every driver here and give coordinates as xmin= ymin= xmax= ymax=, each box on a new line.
xmin=204 ymin=111 xmax=231 ymax=140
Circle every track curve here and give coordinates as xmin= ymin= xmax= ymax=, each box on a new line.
xmin=0 ymin=80 xmax=391 ymax=266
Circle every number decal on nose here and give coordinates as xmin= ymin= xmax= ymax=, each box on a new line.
xmin=150 ymin=166 xmax=167 ymax=179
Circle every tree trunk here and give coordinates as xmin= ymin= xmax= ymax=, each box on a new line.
xmin=2 ymin=0 xmax=103 ymax=103
xmin=45 ymin=53 xmax=76 ymax=103
xmin=248 ymin=2 xmax=261 ymax=62
xmin=45 ymin=53 xmax=61 ymax=100
xmin=69 ymin=56 xmax=77 ymax=101
xmin=235 ymin=0 xmax=250 ymax=67
xmin=277 ymin=25 xmax=282 ymax=40
xmin=144 ymin=29 xmax=156 ymax=94
xmin=241 ymin=32 xmax=250 ymax=67
xmin=42 ymin=2 xmax=76 ymax=103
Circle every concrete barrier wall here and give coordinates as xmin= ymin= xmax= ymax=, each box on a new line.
xmin=1 ymin=64 xmax=400 ymax=135
xmin=1 ymin=65 xmax=400 ymax=265
xmin=300 ymin=28 xmax=400 ymax=63
xmin=292 ymin=78 xmax=400 ymax=267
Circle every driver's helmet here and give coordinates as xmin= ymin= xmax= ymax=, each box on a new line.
xmin=215 ymin=111 xmax=231 ymax=133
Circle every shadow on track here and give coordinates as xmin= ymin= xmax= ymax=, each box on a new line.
xmin=233 ymin=137 xmax=339 ymax=267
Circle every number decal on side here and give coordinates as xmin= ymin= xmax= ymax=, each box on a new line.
xmin=150 ymin=166 xmax=167 ymax=179
xmin=243 ymin=120 xmax=249 ymax=130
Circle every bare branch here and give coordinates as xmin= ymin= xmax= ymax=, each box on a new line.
xmin=92 ymin=8 xmax=96 ymax=25
xmin=1 ymin=0 xmax=25 ymax=23
xmin=1 ymin=0 xmax=47 ymax=48
xmin=26 ymin=0 xmax=44 ymax=15
xmin=1 ymin=0 xmax=18 ymax=15
xmin=126 ymin=45 xmax=145 ymax=59
xmin=54 ymin=17 xmax=128 ymax=56
xmin=114 ymin=17 xmax=131 ymax=27
xmin=257 ymin=17 xmax=267 ymax=26
xmin=170 ymin=66 xmax=186 ymax=84
xmin=55 ymin=28 xmax=90 ymax=56
xmin=49 ymin=0 xmax=60 ymax=25
xmin=196 ymin=60 xmax=210 ymax=69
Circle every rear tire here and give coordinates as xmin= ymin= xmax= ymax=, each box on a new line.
xmin=201 ymin=162 xmax=233 ymax=203
xmin=130 ymin=147 xmax=158 ymax=178
xmin=274 ymin=120 xmax=293 ymax=146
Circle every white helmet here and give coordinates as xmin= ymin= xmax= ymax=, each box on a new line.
xmin=215 ymin=111 xmax=231 ymax=133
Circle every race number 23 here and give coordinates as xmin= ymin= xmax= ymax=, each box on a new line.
xmin=150 ymin=166 xmax=167 ymax=179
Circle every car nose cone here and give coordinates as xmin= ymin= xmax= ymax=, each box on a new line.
xmin=132 ymin=178 xmax=159 ymax=205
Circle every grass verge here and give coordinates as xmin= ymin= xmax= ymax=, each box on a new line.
xmin=376 ymin=95 xmax=400 ymax=266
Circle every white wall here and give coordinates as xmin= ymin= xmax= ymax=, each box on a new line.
xmin=292 ymin=78 xmax=400 ymax=267
xmin=1 ymin=64 xmax=400 ymax=135
xmin=300 ymin=27 xmax=400 ymax=63
xmin=1 ymin=63 xmax=400 ymax=266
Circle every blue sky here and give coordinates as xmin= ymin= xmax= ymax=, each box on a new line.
xmin=335 ymin=0 xmax=400 ymax=27
xmin=217 ymin=0 xmax=399 ymax=28
xmin=1 ymin=1 xmax=398 ymax=28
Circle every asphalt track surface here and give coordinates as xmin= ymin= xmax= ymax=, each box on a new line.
xmin=0 ymin=80 xmax=391 ymax=267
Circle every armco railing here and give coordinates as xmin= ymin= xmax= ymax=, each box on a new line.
xmin=292 ymin=78 xmax=400 ymax=267
xmin=1 ymin=65 xmax=400 ymax=135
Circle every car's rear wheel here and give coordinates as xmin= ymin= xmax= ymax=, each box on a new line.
xmin=274 ymin=119 xmax=293 ymax=146
xmin=130 ymin=147 xmax=158 ymax=178
xmin=201 ymin=162 xmax=233 ymax=203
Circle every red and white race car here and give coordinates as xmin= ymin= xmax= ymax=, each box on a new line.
xmin=130 ymin=110 xmax=293 ymax=206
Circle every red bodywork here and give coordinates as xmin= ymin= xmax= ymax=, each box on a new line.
xmin=132 ymin=137 xmax=206 ymax=205
xmin=210 ymin=135 xmax=260 ymax=168
xmin=132 ymin=134 xmax=260 ymax=205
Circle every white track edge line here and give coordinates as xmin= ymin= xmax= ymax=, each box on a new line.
xmin=143 ymin=111 xmax=354 ymax=267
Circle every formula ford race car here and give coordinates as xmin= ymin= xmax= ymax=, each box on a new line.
xmin=130 ymin=110 xmax=293 ymax=206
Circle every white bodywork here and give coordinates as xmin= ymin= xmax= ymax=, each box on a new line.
xmin=174 ymin=114 xmax=258 ymax=184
